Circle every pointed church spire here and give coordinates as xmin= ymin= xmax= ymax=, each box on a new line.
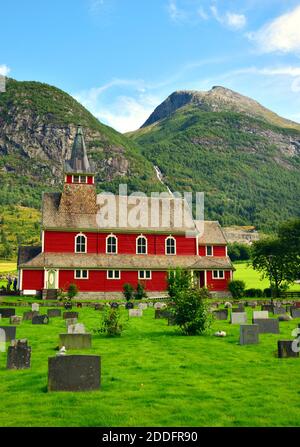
xmin=65 ymin=126 xmax=94 ymax=174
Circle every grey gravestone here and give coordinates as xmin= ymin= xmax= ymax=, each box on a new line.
xmin=273 ymin=307 xmax=286 ymax=315
xmin=0 ymin=308 xmax=16 ymax=318
xmin=23 ymin=311 xmax=39 ymax=321
xmin=63 ymin=312 xmax=79 ymax=320
xmin=10 ymin=316 xmax=22 ymax=325
xmin=125 ymin=302 xmax=134 ymax=310
xmin=253 ymin=318 xmax=279 ymax=334
xmin=47 ymin=309 xmax=61 ymax=318
xmin=0 ymin=326 xmax=16 ymax=342
xmin=155 ymin=309 xmax=172 ymax=319
xmin=110 ymin=302 xmax=119 ymax=309
xmin=154 ymin=302 xmax=166 ymax=310
xmin=253 ymin=311 xmax=269 ymax=320
xmin=67 ymin=323 xmax=86 ymax=334
xmin=240 ymin=325 xmax=259 ymax=345
xmin=32 ymin=303 xmax=39 ymax=312
xmin=278 ymin=340 xmax=299 ymax=358
xmin=129 ymin=309 xmax=143 ymax=317
xmin=138 ymin=303 xmax=148 ymax=310
xmin=291 ymin=308 xmax=300 ymax=318
xmin=32 ymin=315 xmax=49 ymax=325
xmin=65 ymin=318 xmax=78 ymax=327
xmin=59 ymin=333 xmax=92 ymax=349
xmin=231 ymin=312 xmax=247 ymax=325
xmin=48 ymin=355 xmax=101 ymax=391
xmin=278 ymin=315 xmax=293 ymax=322
xmin=7 ymin=339 xmax=31 ymax=369
xmin=262 ymin=305 xmax=273 ymax=313
xmin=213 ymin=309 xmax=228 ymax=320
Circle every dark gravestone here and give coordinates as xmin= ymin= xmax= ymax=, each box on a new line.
xmin=213 ymin=309 xmax=228 ymax=320
xmin=63 ymin=312 xmax=79 ymax=320
xmin=273 ymin=307 xmax=286 ymax=315
xmin=261 ymin=305 xmax=274 ymax=313
xmin=94 ymin=303 xmax=105 ymax=311
xmin=7 ymin=339 xmax=31 ymax=369
xmin=47 ymin=309 xmax=61 ymax=318
xmin=32 ymin=315 xmax=49 ymax=325
xmin=23 ymin=311 xmax=39 ymax=321
xmin=278 ymin=340 xmax=299 ymax=358
xmin=0 ymin=326 xmax=16 ymax=342
xmin=48 ymin=355 xmax=101 ymax=391
xmin=232 ymin=307 xmax=245 ymax=313
xmin=155 ymin=309 xmax=172 ymax=319
xmin=110 ymin=302 xmax=119 ymax=309
xmin=291 ymin=308 xmax=300 ymax=319
xmin=240 ymin=324 xmax=259 ymax=345
xmin=0 ymin=308 xmax=16 ymax=318
xmin=253 ymin=318 xmax=280 ymax=334
xmin=125 ymin=302 xmax=134 ymax=310
xmin=59 ymin=333 xmax=92 ymax=349
xmin=278 ymin=315 xmax=292 ymax=322
xmin=76 ymin=303 xmax=83 ymax=308
xmin=64 ymin=301 xmax=73 ymax=310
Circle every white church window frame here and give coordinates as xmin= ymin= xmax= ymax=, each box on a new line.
xmin=136 ymin=235 xmax=148 ymax=255
xmin=165 ymin=236 xmax=176 ymax=255
xmin=75 ymin=233 xmax=87 ymax=253
xmin=106 ymin=234 xmax=118 ymax=254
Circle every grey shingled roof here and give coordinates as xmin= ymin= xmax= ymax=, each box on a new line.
xmin=196 ymin=221 xmax=228 ymax=245
xmin=64 ymin=126 xmax=95 ymax=174
xmin=17 ymin=246 xmax=42 ymax=267
xmin=19 ymin=252 xmax=233 ymax=270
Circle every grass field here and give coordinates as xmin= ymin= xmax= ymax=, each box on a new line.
xmin=0 ymin=261 xmax=17 ymax=274
xmin=0 ymin=305 xmax=300 ymax=427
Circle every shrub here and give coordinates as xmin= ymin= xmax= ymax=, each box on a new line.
xmin=172 ymin=287 xmax=212 ymax=336
xmin=245 ymin=288 xmax=263 ymax=297
xmin=123 ymin=283 xmax=134 ymax=301
xmin=263 ymin=287 xmax=272 ymax=298
xmin=228 ymin=243 xmax=251 ymax=261
xmin=98 ymin=308 xmax=123 ymax=337
xmin=134 ymin=282 xmax=147 ymax=300
xmin=228 ymin=280 xmax=246 ymax=299
xmin=67 ymin=283 xmax=78 ymax=300
xmin=167 ymin=268 xmax=191 ymax=299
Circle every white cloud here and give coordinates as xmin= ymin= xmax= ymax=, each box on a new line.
xmin=167 ymin=0 xmax=187 ymax=22
xmin=197 ymin=7 xmax=208 ymax=21
xmin=0 ymin=65 xmax=10 ymax=76
xmin=210 ymin=5 xmax=246 ymax=30
xmin=248 ymin=5 xmax=300 ymax=53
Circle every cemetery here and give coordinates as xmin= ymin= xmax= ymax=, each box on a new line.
xmin=0 ymin=299 xmax=300 ymax=427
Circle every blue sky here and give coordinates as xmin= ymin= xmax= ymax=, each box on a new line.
xmin=1 ymin=0 xmax=300 ymax=132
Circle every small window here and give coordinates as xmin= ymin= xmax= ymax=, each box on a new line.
xmin=136 ymin=235 xmax=147 ymax=254
xmin=80 ymin=175 xmax=87 ymax=184
xmin=165 ymin=236 xmax=176 ymax=255
xmin=74 ymin=270 xmax=88 ymax=279
xmin=106 ymin=235 xmax=117 ymax=254
xmin=213 ymin=270 xmax=225 ymax=279
xmin=206 ymin=245 xmax=213 ymax=256
xmin=138 ymin=270 xmax=152 ymax=280
xmin=107 ymin=270 xmax=121 ymax=279
xmin=73 ymin=175 xmax=80 ymax=183
xmin=75 ymin=234 xmax=87 ymax=253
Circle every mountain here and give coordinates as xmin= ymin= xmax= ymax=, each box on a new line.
xmin=129 ymin=87 xmax=300 ymax=231
xmin=0 ymin=78 xmax=163 ymax=210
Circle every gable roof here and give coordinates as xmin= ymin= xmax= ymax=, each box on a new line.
xmin=17 ymin=246 xmax=42 ymax=267
xmin=197 ymin=221 xmax=228 ymax=245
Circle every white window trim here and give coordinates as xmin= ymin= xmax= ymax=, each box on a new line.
xmin=106 ymin=234 xmax=118 ymax=254
xmin=212 ymin=270 xmax=225 ymax=279
xmin=136 ymin=234 xmax=148 ymax=255
xmin=206 ymin=245 xmax=213 ymax=256
xmin=74 ymin=269 xmax=89 ymax=279
xmin=165 ymin=236 xmax=176 ymax=255
xmin=106 ymin=270 xmax=121 ymax=280
xmin=138 ymin=270 xmax=152 ymax=280
xmin=72 ymin=175 xmax=88 ymax=184
xmin=75 ymin=233 xmax=87 ymax=253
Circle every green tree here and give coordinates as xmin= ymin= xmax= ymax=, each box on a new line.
xmin=278 ymin=219 xmax=300 ymax=281
xmin=167 ymin=268 xmax=191 ymax=299
xmin=228 ymin=280 xmax=246 ymax=299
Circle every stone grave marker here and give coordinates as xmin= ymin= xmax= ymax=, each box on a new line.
xmin=67 ymin=323 xmax=86 ymax=334
xmin=110 ymin=302 xmax=119 ymax=309
xmin=59 ymin=333 xmax=92 ymax=350
xmin=138 ymin=303 xmax=148 ymax=310
xmin=32 ymin=315 xmax=49 ymax=325
xmin=6 ymin=339 xmax=31 ymax=369
xmin=65 ymin=318 xmax=78 ymax=327
xmin=154 ymin=302 xmax=166 ymax=310
xmin=0 ymin=326 xmax=16 ymax=342
xmin=63 ymin=312 xmax=79 ymax=320
xmin=278 ymin=340 xmax=299 ymax=358
xmin=240 ymin=324 xmax=259 ymax=345
xmin=273 ymin=307 xmax=286 ymax=315
xmin=125 ymin=302 xmax=134 ymax=310
xmin=32 ymin=303 xmax=39 ymax=312
xmin=148 ymin=302 xmax=154 ymax=308
xmin=253 ymin=311 xmax=269 ymax=320
xmin=213 ymin=309 xmax=228 ymax=320
xmin=10 ymin=316 xmax=22 ymax=325
xmin=0 ymin=308 xmax=16 ymax=318
xmin=278 ymin=315 xmax=293 ymax=322
xmin=48 ymin=355 xmax=101 ymax=391
xmin=129 ymin=309 xmax=143 ymax=317
xmin=253 ymin=318 xmax=279 ymax=334
xmin=23 ymin=311 xmax=39 ymax=321
xmin=47 ymin=309 xmax=61 ymax=318
xmin=94 ymin=303 xmax=105 ymax=311
xmin=155 ymin=309 xmax=172 ymax=319
xmin=291 ymin=307 xmax=300 ymax=319
xmin=261 ymin=304 xmax=273 ymax=313
xmin=231 ymin=312 xmax=247 ymax=325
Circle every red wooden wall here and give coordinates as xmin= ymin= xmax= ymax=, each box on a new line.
xmin=22 ymin=270 xmax=44 ymax=290
xmin=206 ymin=270 xmax=231 ymax=291
xmin=198 ymin=245 xmax=226 ymax=256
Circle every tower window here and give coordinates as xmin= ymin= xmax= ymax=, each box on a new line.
xmin=136 ymin=235 xmax=147 ymax=254
xmin=206 ymin=245 xmax=213 ymax=256
xmin=75 ymin=234 xmax=87 ymax=253
xmin=106 ymin=235 xmax=118 ymax=254
xmin=165 ymin=236 xmax=176 ymax=255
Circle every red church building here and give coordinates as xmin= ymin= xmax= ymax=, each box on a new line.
xmin=18 ymin=127 xmax=234 ymax=299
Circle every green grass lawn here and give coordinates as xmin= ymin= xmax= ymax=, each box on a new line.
xmin=234 ymin=261 xmax=300 ymax=291
xmin=0 ymin=305 xmax=300 ymax=427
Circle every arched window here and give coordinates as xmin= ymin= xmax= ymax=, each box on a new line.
xmin=75 ymin=234 xmax=87 ymax=253
xmin=165 ymin=236 xmax=176 ymax=255
xmin=106 ymin=234 xmax=118 ymax=254
xmin=136 ymin=235 xmax=147 ymax=254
